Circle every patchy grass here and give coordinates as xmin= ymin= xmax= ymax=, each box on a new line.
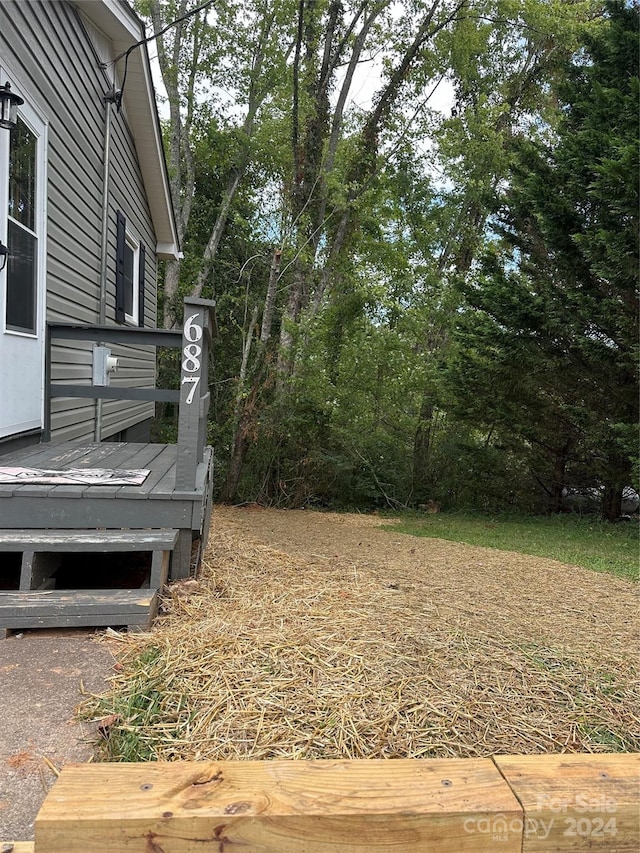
xmin=390 ymin=513 xmax=639 ymax=581
xmin=92 ymin=645 xmax=167 ymax=762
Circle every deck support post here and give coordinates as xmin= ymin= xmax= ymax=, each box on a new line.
xmin=175 ymin=298 xmax=215 ymax=492
xmin=171 ymin=529 xmax=193 ymax=580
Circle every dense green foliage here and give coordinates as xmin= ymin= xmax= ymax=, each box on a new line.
xmin=145 ymin=0 xmax=638 ymax=518
xmin=449 ymin=0 xmax=639 ymax=519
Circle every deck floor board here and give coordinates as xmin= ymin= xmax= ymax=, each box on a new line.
xmin=106 ymin=443 xmax=173 ymax=499
xmin=148 ymin=455 xmax=178 ymax=500
xmin=0 ymin=442 xmax=90 ymax=467
xmin=114 ymin=445 xmax=178 ymax=500
xmin=0 ymin=443 xmax=211 ymax=539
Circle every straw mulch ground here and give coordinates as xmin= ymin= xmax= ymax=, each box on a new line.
xmin=84 ymin=505 xmax=640 ymax=760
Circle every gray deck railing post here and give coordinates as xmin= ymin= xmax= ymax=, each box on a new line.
xmin=44 ymin=324 xmax=53 ymax=442
xmin=175 ymin=298 xmax=215 ymax=491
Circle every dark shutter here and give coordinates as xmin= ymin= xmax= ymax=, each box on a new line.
xmin=115 ymin=210 xmax=126 ymax=324
xmin=138 ymin=243 xmax=146 ymax=327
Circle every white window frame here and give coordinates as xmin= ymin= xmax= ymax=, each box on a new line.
xmin=0 ymin=85 xmax=47 ymax=341
xmin=0 ymin=67 xmax=48 ymax=439
xmin=124 ymin=228 xmax=140 ymax=326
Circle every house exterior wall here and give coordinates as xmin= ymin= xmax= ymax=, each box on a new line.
xmin=0 ymin=0 xmax=158 ymax=446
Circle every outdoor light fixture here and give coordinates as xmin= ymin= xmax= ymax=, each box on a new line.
xmin=0 ymin=241 xmax=8 ymax=272
xmin=0 ymin=81 xmax=24 ymax=130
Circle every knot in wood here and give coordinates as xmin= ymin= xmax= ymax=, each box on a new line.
xmin=223 ymin=801 xmax=252 ymax=815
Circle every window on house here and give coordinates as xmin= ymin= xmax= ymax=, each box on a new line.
xmin=116 ymin=211 xmax=145 ymax=326
xmin=123 ymin=231 xmax=138 ymax=323
xmin=6 ymin=116 xmax=37 ymax=333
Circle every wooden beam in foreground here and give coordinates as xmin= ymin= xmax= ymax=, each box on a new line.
xmin=35 ymin=758 xmax=521 ymax=852
xmin=494 ymin=753 xmax=640 ymax=853
xmin=33 ymin=754 xmax=640 ymax=853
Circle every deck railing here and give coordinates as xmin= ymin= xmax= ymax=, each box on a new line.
xmin=44 ymin=297 xmax=215 ymax=491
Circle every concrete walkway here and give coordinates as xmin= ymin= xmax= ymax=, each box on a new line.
xmin=0 ymin=630 xmax=114 ymax=842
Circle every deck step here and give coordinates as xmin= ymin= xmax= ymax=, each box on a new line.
xmin=0 ymin=528 xmax=179 ymax=551
xmin=0 ymin=528 xmax=178 ymax=594
xmin=0 ymin=588 xmax=159 ymax=632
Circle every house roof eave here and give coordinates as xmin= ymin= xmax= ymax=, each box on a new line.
xmin=74 ymin=0 xmax=180 ymax=259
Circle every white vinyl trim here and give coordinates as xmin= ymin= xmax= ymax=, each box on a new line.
xmin=0 ymin=65 xmax=48 ymax=439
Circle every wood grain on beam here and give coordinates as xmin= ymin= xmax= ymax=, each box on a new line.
xmin=495 ymin=753 xmax=640 ymax=852
xmin=35 ymin=758 xmax=522 ymax=852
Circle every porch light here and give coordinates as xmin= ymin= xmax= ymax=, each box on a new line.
xmin=0 ymin=241 xmax=7 ymax=272
xmin=0 ymin=82 xmax=24 ymax=130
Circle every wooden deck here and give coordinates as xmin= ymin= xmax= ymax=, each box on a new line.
xmin=0 ymin=441 xmax=213 ymax=579
xmin=0 ymin=299 xmax=216 ymax=630
xmin=0 ymin=441 xmax=210 ymax=524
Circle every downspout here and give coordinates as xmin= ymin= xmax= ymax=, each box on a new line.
xmin=95 ymin=92 xmax=115 ymax=442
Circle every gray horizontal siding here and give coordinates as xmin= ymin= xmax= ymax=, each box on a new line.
xmin=0 ymin=0 xmax=160 ymax=443
xmin=50 ymin=400 xmax=97 ymax=443
xmin=50 ymin=343 xmax=93 ymax=377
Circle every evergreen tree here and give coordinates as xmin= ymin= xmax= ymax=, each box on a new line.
xmin=450 ymin=1 xmax=639 ymax=518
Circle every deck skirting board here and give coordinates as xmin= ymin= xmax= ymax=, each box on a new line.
xmin=0 ymin=497 xmax=195 ymax=529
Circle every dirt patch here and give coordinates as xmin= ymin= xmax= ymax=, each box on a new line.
xmin=85 ymin=506 xmax=639 ymax=761
xmin=5 ymin=749 xmax=37 ymax=772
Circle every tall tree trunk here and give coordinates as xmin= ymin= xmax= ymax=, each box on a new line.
xmin=260 ymin=248 xmax=282 ymax=344
xmin=232 ymin=306 xmax=259 ymax=425
xmin=276 ymin=260 xmax=307 ymax=389
xmin=191 ymin=170 xmax=244 ymax=300
xmin=279 ymin=0 xmax=444 ymax=382
xmin=162 ymin=259 xmax=182 ymax=329
xmin=412 ymin=396 xmax=435 ymax=503
xmin=221 ymin=246 xmax=282 ymax=502
xmin=310 ymin=0 xmax=468 ymax=323
xmin=602 ymin=486 xmax=623 ymax=522
xmin=549 ymin=436 xmax=573 ymax=514
xmin=602 ymin=453 xmax=631 ymax=521
xmin=220 ymin=307 xmax=261 ymax=504
xmin=219 ymin=384 xmax=258 ymax=503
xmin=149 ymin=2 xmax=274 ymax=323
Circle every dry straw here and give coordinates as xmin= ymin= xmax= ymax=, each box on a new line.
xmin=81 ymin=522 xmax=640 ymax=761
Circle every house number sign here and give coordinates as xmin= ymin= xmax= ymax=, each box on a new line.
xmin=181 ymin=313 xmax=203 ymax=404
